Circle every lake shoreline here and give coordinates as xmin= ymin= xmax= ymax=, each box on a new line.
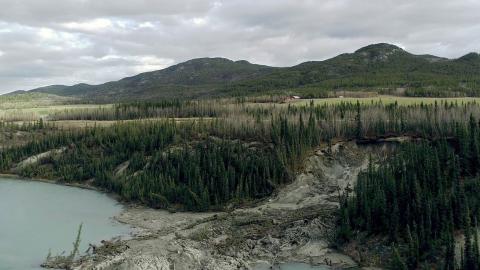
xmin=0 ymin=173 xmax=127 ymax=202
xmin=1 ymin=139 xmax=397 ymax=269
xmin=0 ymin=176 xmax=130 ymax=270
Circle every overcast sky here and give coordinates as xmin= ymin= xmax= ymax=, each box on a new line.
xmin=0 ymin=0 xmax=479 ymax=93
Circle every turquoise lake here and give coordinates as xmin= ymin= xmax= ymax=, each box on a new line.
xmin=0 ymin=178 xmax=130 ymax=270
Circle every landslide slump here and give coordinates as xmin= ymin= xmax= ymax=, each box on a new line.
xmin=77 ymin=141 xmax=395 ymax=270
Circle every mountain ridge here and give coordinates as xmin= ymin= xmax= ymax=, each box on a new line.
xmin=10 ymin=43 xmax=480 ymax=101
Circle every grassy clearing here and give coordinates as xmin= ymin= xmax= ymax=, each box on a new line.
xmin=7 ymin=117 xmax=214 ymax=129
xmin=53 ymin=118 xmax=213 ymax=129
xmin=0 ymin=92 xmax=76 ymax=110
xmin=12 ymin=104 xmax=113 ymax=116
xmin=0 ymin=104 xmax=113 ymax=121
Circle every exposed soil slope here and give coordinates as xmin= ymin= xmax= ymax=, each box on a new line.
xmin=75 ymin=141 xmax=396 ymax=270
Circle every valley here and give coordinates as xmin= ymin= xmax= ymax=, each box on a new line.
xmin=1 ymin=44 xmax=480 ymax=270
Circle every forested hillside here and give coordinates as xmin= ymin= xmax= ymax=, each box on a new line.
xmin=2 ymin=99 xmax=480 ymax=210
xmin=30 ymin=58 xmax=278 ymax=102
xmin=7 ymin=43 xmax=479 ymax=101
xmin=3 ymin=98 xmax=480 ymax=268
xmin=338 ymin=117 xmax=480 ymax=269
xmin=230 ymin=44 xmax=480 ymax=98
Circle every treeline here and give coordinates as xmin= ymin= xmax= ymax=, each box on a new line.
xmin=49 ymin=100 xmax=221 ymax=121
xmin=337 ymin=115 xmax=480 ymax=269
xmin=0 ymin=118 xmax=49 ymax=131
xmin=405 ymin=88 xmax=476 ymax=98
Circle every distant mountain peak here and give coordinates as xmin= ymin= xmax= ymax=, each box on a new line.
xmin=183 ymin=57 xmax=231 ymax=63
xmin=354 ymin=43 xmax=406 ymax=62
xmin=355 ymin=43 xmax=404 ymax=54
xmin=458 ymin=52 xmax=480 ymax=62
xmin=165 ymin=57 xmax=254 ymax=72
xmin=235 ymin=60 xmax=252 ymax=65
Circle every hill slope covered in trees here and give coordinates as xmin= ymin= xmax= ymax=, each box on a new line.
xmin=8 ymin=43 xmax=480 ymax=101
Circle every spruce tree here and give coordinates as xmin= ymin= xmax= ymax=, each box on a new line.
xmin=444 ymin=229 xmax=456 ymax=270
xmin=355 ymin=100 xmax=362 ymax=139
xmin=389 ymin=246 xmax=407 ymax=270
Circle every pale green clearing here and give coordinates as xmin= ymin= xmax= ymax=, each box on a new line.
xmin=8 ymin=104 xmax=113 ymax=116
xmin=0 ymin=93 xmax=75 ymax=110
xmin=3 ymin=95 xmax=480 ymax=123
xmin=0 ymin=104 xmax=113 ymax=121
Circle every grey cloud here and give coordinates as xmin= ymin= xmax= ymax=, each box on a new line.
xmin=0 ymin=0 xmax=212 ymax=25
xmin=0 ymin=0 xmax=479 ymax=93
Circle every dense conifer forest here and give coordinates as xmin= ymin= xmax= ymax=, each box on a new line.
xmin=337 ymin=115 xmax=480 ymax=269
xmin=2 ymin=98 xmax=480 ymax=268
